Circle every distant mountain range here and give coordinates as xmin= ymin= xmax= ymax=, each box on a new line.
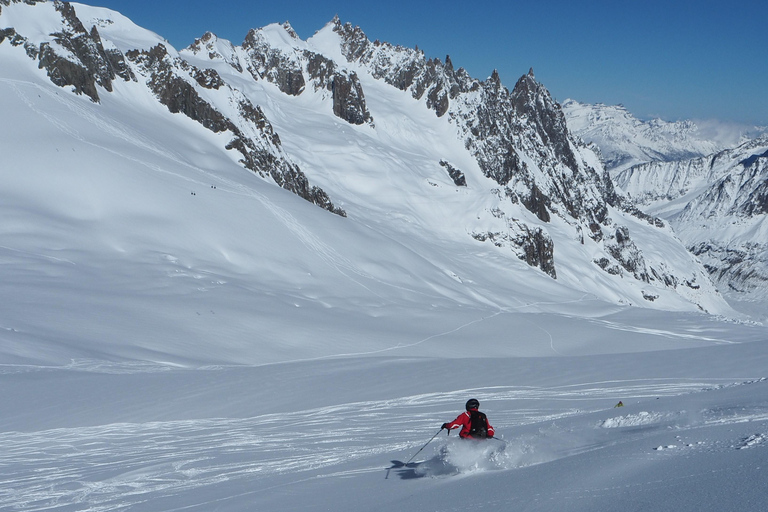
xmin=564 ymin=100 xmax=768 ymax=303
xmin=613 ymin=137 xmax=768 ymax=300
xmin=562 ymin=99 xmax=768 ymax=173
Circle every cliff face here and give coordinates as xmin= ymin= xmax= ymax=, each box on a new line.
xmin=0 ymin=0 xmax=134 ymax=102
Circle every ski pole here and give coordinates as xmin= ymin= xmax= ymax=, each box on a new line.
xmin=404 ymin=428 xmax=444 ymax=465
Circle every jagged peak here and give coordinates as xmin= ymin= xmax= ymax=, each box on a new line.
xmin=307 ymin=16 xmax=340 ymax=41
xmin=514 ymin=68 xmax=538 ymax=88
xmin=281 ymin=21 xmax=299 ymax=39
xmin=182 ymin=30 xmax=244 ymax=71
xmin=243 ymin=22 xmax=308 ymax=53
xmin=186 ymin=31 xmax=220 ymax=50
xmin=331 ymin=16 xmax=369 ymax=47
xmin=512 ymin=68 xmax=557 ymax=110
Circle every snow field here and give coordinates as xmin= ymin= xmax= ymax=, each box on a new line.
xmin=2 ymin=350 xmax=767 ymax=511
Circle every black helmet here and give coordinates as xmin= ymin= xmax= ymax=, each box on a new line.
xmin=465 ymin=398 xmax=480 ymax=410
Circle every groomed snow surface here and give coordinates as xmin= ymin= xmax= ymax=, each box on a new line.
xmin=2 ymin=4 xmax=768 ymax=511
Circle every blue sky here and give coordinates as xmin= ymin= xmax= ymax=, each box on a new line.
xmin=87 ymin=0 xmax=767 ymax=125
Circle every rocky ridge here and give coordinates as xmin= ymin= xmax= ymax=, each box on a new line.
xmin=326 ymin=19 xmax=702 ymax=294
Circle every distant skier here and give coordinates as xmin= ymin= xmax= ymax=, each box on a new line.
xmin=441 ymin=398 xmax=495 ymax=439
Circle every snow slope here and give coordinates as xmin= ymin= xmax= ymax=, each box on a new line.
xmin=3 ymin=335 xmax=768 ymax=512
xmin=1 ymin=2 xmax=767 ymax=511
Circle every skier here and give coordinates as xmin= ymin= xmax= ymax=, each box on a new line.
xmin=441 ymin=398 xmax=495 ymax=439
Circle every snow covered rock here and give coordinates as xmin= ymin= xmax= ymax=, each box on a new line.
xmin=0 ymin=0 xmax=134 ymax=102
xmin=236 ymin=22 xmax=373 ymax=126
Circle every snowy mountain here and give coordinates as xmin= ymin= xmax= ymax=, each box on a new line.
xmin=562 ymin=99 xmax=766 ymax=173
xmin=2 ymin=2 xmax=768 ymax=512
xmin=614 ymin=137 xmax=768 ymax=301
xmin=0 ymin=0 xmax=733 ymax=317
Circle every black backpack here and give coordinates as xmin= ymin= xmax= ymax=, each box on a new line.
xmin=467 ymin=410 xmax=488 ymax=439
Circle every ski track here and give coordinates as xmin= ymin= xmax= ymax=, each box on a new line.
xmin=0 ymin=244 xmax=77 ymax=266
xmin=1 ymin=378 xmax=764 ymax=511
xmin=593 ymin=318 xmax=740 ymax=345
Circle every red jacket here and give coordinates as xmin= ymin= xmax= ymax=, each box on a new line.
xmin=445 ymin=408 xmax=495 ymax=439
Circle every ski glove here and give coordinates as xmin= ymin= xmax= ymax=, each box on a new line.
xmin=441 ymin=423 xmax=449 ymax=430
